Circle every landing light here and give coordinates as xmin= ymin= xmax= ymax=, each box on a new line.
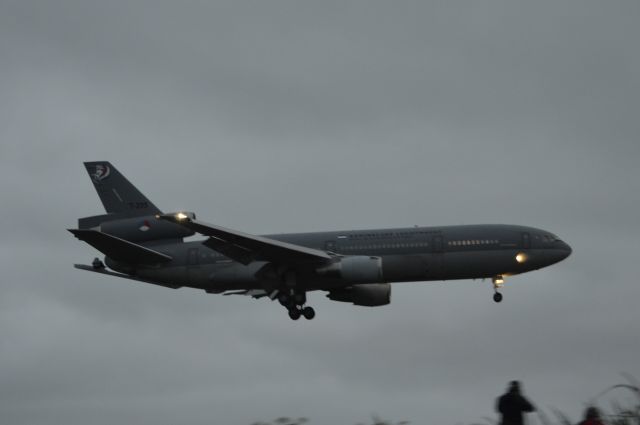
xmin=515 ymin=252 xmax=528 ymax=263
xmin=176 ymin=212 xmax=189 ymax=221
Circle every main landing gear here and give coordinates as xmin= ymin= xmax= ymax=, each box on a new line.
xmin=492 ymin=275 xmax=504 ymax=303
xmin=278 ymin=289 xmax=316 ymax=320
xmin=288 ymin=306 xmax=316 ymax=321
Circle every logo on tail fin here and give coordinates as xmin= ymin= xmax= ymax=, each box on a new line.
xmin=91 ymin=164 xmax=111 ymax=182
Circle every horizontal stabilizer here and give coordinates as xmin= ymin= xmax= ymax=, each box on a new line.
xmin=68 ymin=229 xmax=173 ymax=265
xmin=74 ymin=264 xmax=181 ymax=289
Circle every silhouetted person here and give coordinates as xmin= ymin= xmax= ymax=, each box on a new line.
xmin=577 ymin=406 xmax=604 ymax=425
xmin=496 ymin=381 xmax=536 ymax=425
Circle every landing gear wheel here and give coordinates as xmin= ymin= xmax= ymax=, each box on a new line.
xmin=302 ymin=306 xmax=316 ymax=320
xmin=92 ymin=258 xmax=105 ymax=269
xmin=493 ymin=292 xmax=503 ymax=303
xmin=288 ymin=308 xmax=301 ymax=320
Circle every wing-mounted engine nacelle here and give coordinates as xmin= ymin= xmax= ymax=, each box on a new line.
xmin=327 ymin=283 xmax=391 ymax=306
xmin=80 ymin=214 xmax=195 ymax=243
xmin=316 ymin=256 xmax=384 ymax=283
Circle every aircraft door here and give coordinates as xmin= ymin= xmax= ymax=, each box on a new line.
xmin=430 ymin=234 xmax=445 ymax=279
xmin=187 ymin=247 xmax=203 ymax=285
xmin=187 ymin=248 xmax=199 ymax=266
xmin=521 ymin=232 xmax=531 ymax=249
xmin=433 ymin=235 xmax=444 ymax=253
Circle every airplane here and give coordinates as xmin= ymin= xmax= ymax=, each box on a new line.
xmin=70 ymin=161 xmax=572 ymax=320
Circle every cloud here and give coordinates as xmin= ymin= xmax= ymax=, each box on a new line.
xmin=1 ymin=2 xmax=639 ymax=424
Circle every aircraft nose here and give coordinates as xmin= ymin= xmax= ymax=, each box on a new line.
xmin=550 ymin=241 xmax=572 ymax=263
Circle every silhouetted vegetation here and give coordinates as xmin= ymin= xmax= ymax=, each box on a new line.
xmin=251 ymin=416 xmax=409 ymax=425
xmin=250 ymin=376 xmax=640 ymax=425
xmin=250 ymin=417 xmax=308 ymax=425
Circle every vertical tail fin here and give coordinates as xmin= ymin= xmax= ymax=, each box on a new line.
xmin=83 ymin=161 xmax=161 ymax=216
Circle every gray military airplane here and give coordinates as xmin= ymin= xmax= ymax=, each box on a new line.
xmin=70 ymin=161 xmax=572 ymax=320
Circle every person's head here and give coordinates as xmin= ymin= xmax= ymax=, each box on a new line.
xmin=508 ymin=381 xmax=521 ymax=394
xmin=584 ymin=406 xmax=601 ymax=420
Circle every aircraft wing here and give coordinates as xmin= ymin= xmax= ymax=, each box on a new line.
xmin=68 ymin=229 xmax=173 ymax=265
xmin=159 ymin=214 xmax=332 ymax=265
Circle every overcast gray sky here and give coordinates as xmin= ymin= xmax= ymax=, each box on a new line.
xmin=1 ymin=2 xmax=639 ymax=424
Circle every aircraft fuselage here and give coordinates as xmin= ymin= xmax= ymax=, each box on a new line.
xmin=108 ymin=224 xmax=571 ymax=292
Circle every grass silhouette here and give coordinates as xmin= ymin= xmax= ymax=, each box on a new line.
xmin=249 ymin=375 xmax=640 ymax=425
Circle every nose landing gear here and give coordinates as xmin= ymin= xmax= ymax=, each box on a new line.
xmin=492 ymin=275 xmax=504 ymax=303
xmin=92 ymin=257 xmax=105 ymax=269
